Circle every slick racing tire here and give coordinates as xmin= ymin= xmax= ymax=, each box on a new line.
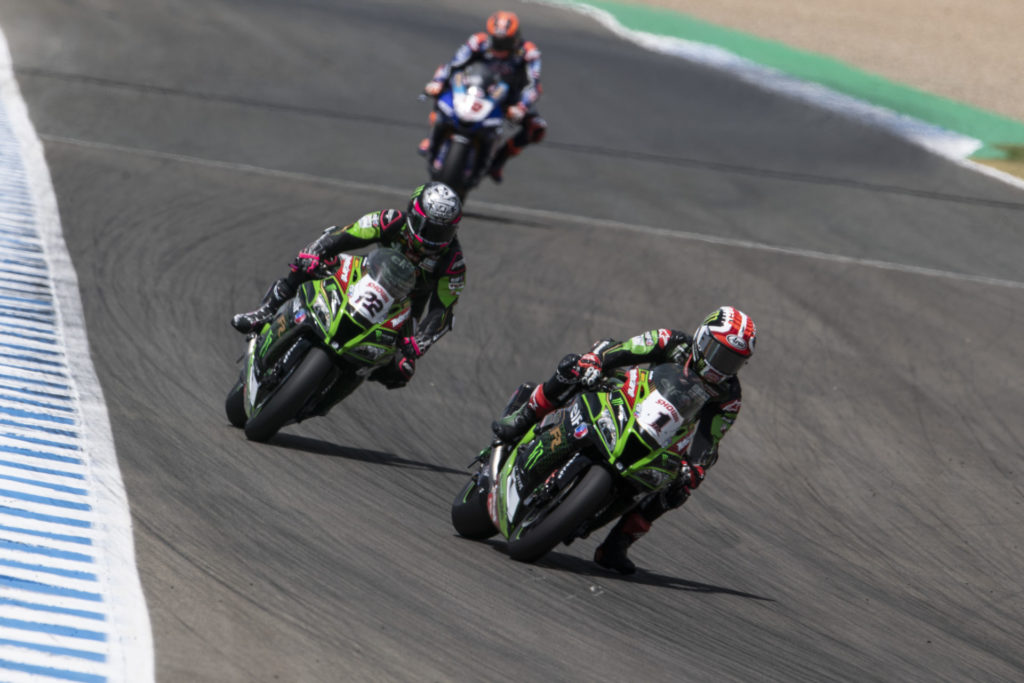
xmin=225 ymin=377 xmax=247 ymax=428
xmin=507 ymin=466 xmax=613 ymax=564
xmin=244 ymin=347 xmax=332 ymax=442
xmin=436 ymin=140 xmax=470 ymax=199
xmin=451 ymin=476 xmax=498 ymax=540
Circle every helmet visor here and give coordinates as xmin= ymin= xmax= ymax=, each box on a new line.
xmin=490 ymin=35 xmax=516 ymax=52
xmin=696 ymin=333 xmax=749 ymax=378
xmin=407 ymin=203 xmax=458 ymax=248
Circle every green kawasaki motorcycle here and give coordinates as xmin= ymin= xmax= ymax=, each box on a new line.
xmin=451 ymin=363 xmax=712 ymax=563
xmin=225 ymin=247 xmax=417 ymax=442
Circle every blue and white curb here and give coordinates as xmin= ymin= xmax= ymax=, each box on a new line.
xmin=0 ymin=27 xmax=153 ymax=683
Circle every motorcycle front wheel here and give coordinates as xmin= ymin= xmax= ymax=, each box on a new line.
xmin=244 ymin=346 xmax=332 ymax=442
xmin=225 ymin=376 xmax=246 ymax=428
xmin=506 ymin=466 xmax=613 ymax=564
xmin=451 ymin=474 xmax=498 ymax=540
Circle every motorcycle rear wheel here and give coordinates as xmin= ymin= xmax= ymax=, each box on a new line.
xmin=244 ymin=346 xmax=332 ymax=442
xmin=451 ymin=475 xmax=498 ymax=539
xmin=436 ymin=140 xmax=470 ymax=199
xmin=507 ymin=466 xmax=613 ymax=564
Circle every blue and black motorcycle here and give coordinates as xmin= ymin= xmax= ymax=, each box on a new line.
xmin=422 ymin=62 xmax=512 ymax=199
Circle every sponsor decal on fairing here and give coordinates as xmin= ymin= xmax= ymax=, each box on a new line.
xmin=635 ymin=388 xmax=686 ymax=448
xmin=624 ymin=367 xmax=640 ymax=406
xmin=336 ymin=254 xmax=354 ymax=290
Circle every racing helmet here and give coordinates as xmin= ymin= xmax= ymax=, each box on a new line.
xmin=486 ymin=11 xmax=521 ymax=53
xmin=690 ymin=306 xmax=757 ymax=385
xmin=404 ymin=182 xmax=462 ymax=257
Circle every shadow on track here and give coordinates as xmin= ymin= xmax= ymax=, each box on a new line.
xmin=270 ymin=433 xmax=467 ymax=475
xmin=460 ymin=538 xmax=773 ymax=601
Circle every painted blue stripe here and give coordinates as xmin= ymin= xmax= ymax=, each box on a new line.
xmin=0 ymin=342 xmax=59 ymax=356
xmin=0 ymin=617 xmax=104 ymax=641
xmin=0 ymin=407 xmax=76 ymax=425
xmin=0 ymin=523 xmax=91 ymax=545
xmin=0 ymin=371 xmax=70 ymax=390
xmin=0 ymin=597 xmax=103 ymax=620
xmin=0 ymin=268 xmax=49 ymax=282
xmin=0 ymin=392 xmax=74 ymax=409
xmin=0 ymin=268 xmax=49 ymax=280
xmin=0 ymin=295 xmax=51 ymax=308
xmin=0 ymin=361 xmax=67 ymax=378
xmin=0 ymin=240 xmax=42 ymax=253
xmin=0 ymin=473 xmax=87 ymax=494
xmin=0 ymin=433 xmax=79 ymax=451
xmin=0 ymin=287 xmax=49 ymax=302
xmin=0 ymin=292 xmax=50 ymax=306
xmin=0 ymin=638 xmax=105 ymax=663
xmin=0 ymin=281 xmax=49 ymax=293
xmin=0 ymin=279 xmax=49 ymax=291
xmin=0 ymin=657 xmax=106 ymax=682
xmin=0 ymin=420 xmax=80 ymax=438
xmin=0 ymin=458 xmax=85 ymax=479
xmin=0 ymin=558 xmax=96 ymax=581
xmin=0 ymin=506 xmax=91 ymax=529
xmin=0 ymin=488 xmax=91 ymax=511
xmin=0 ymin=575 xmax=101 ymax=601
xmin=0 ymin=385 xmax=76 ymax=402
xmin=0 ymin=257 xmax=46 ymax=269
xmin=0 ymin=222 xmax=37 ymax=232
xmin=0 ymin=352 xmax=63 ymax=368
xmin=0 ymin=327 xmax=56 ymax=342
xmin=0 ymin=444 xmax=82 ymax=463
xmin=0 ymin=539 xmax=93 ymax=563
xmin=0 ymin=432 xmax=77 ymax=454
xmin=0 ymin=311 xmax=56 ymax=327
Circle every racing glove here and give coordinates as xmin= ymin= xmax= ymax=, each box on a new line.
xmin=399 ymin=336 xmax=423 ymax=359
xmin=289 ymin=240 xmax=338 ymax=275
xmin=424 ymin=81 xmax=443 ymax=97
xmin=576 ymin=353 xmax=603 ymax=388
xmin=680 ymin=462 xmax=705 ymax=492
xmin=506 ymin=104 xmax=526 ymax=123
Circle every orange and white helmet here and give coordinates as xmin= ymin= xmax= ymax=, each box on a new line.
xmin=691 ymin=306 xmax=757 ymax=384
xmin=486 ymin=11 xmax=521 ymax=53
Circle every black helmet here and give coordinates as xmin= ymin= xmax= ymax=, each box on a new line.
xmin=405 ymin=182 xmax=462 ymax=256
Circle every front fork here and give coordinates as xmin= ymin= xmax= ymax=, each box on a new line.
xmin=482 ymin=441 xmax=508 ymax=530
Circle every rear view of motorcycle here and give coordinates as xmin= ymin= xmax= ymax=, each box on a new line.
xmin=421 ymin=62 xmax=512 ymax=199
xmin=225 ymin=247 xmax=417 ymax=442
xmin=452 ymin=364 xmax=710 ymax=564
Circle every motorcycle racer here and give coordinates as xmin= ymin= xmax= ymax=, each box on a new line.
xmin=231 ymin=182 xmax=466 ymax=390
xmin=419 ymin=10 xmax=546 ymax=183
xmin=491 ymin=307 xmax=757 ymax=574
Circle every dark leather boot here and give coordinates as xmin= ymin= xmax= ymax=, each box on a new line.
xmin=491 ymin=403 xmax=537 ymax=442
xmin=594 ymin=511 xmax=651 ymax=575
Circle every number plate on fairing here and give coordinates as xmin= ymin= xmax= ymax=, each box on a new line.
xmin=348 ymin=275 xmax=395 ymax=324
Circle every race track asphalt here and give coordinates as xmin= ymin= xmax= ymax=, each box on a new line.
xmin=1 ymin=0 xmax=1023 ymax=680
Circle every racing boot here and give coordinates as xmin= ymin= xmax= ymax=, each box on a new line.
xmin=231 ymin=278 xmax=294 ymax=334
xmin=487 ymin=145 xmax=510 ymax=183
xmin=492 ymin=384 xmax=555 ymax=442
xmin=593 ymin=511 xmax=651 ymax=575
